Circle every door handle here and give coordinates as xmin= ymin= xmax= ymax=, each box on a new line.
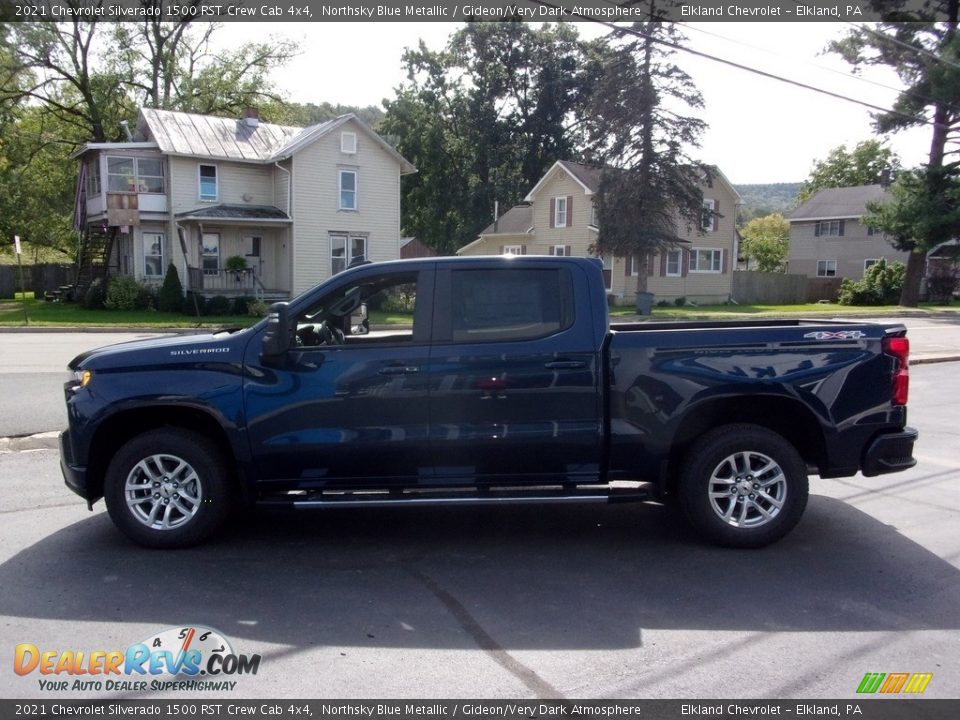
xmin=379 ymin=365 xmax=420 ymax=376
xmin=545 ymin=360 xmax=587 ymax=370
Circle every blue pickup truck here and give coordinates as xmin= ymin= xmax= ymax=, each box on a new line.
xmin=60 ymin=256 xmax=917 ymax=549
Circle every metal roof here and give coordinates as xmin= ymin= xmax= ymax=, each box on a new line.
xmin=137 ymin=109 xmax=415 ymax=173
xmin=175 ymin=204 xmax=292 ymax=222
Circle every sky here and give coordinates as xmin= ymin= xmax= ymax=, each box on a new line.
xmin=213 ymin=21 xmax=935 ymax=185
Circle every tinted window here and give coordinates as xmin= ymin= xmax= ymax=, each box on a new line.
xmin=449 ymin=268 xmax=573 ymax=343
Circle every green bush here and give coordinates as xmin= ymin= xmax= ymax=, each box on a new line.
xmin=158 ymin=264 xmax=183 ymax=312
xmin=379 ymin=286 xmax=417 ymax=314
xmin=182 ymin=291 xmax=205 ymax=316
xmin=926 ymin=271 xmax=957 ymax=304
xmin=225 ymin=255 xmax=247 ymax=272
xmin=105 ymin=276 xmax=147 ymax=311
xmin=232 ymin=295 xmax=254 ymax=316
xmin=247 ymin=299 xmax=269 ymax=318
xmin=674 ymin=296 xmax=687 ymax=307
xmin=837 ymin=259 xmax=906 ymax=306
xmin=205 ymin=295 xmax=231 ymax=316
xmin=82 ymin=278 xmax=107 ymax=310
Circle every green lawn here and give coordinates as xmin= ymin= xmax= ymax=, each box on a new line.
xmin=0 ymin=294 xmax=258 ymax=329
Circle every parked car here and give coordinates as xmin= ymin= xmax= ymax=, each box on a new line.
xmin=60 ymin=256 xmax=917 ymax=548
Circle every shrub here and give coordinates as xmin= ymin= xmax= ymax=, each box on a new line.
xmin=204 ymin=295 xmax=231 ymax=316
xmin=248 ymin=299 xmax=269 ymax=318
xmin=656 ymin=300 xmax=671 ymax=308
xmin=926 ymin=271 xmax=957 ymax=304
xmin=158 ymin=264 xmax=183 ymax=312
xmin=232 ymin=295 xmax=254 ymax=316
xmin=105 ymin=276 xmax=145 ymax=311
xmin=182 ymin=291 xmax=205 ymax=316
xmin=380 ymin=285 xmax=417 ymax=314
xmin=837 ymin=259 xmax=906 ymax=306
xmin=83 ymin=278 xmax=107 ymax=310
xmin=674 ymin=296 xmax=687 ymax=307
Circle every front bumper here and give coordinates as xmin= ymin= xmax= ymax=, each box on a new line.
xmin=59 ymin=430 xmax=94 ymax=508
xmin=861 ymin=427 xmax=919 ymax=477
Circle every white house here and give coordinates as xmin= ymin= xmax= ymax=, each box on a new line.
xmin=73 ymin=108 xmax=415 ymax=298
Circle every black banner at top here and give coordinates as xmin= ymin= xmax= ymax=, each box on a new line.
xmin=0 ymin=0 xmax=947 ymax=23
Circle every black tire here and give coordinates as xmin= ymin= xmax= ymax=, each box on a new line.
xmin=104 ymin=429 xmax=233 ymax=548
xmin=677 ymin=423 xmax=808 ymax=548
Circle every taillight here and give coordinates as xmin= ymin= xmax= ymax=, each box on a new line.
xmin=883 ymin=336 xmax=909 ymax=406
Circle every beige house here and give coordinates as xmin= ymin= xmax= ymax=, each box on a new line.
xmin=787 ymin=185 xmax=909 ymax=279
xmin=457 ymin=161 xmax=741 ymax=305
xmin=73 ymin=108 xmax=415 ymax=298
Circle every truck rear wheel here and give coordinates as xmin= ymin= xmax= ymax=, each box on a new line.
xmin=678 ymin=424 xmax=808 ymax=548
xmin=104 ymin=429 xmax=232 ymax=548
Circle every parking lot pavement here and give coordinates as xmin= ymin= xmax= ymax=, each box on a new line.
xmin=1 ymin=364 xmax=957 ymax=701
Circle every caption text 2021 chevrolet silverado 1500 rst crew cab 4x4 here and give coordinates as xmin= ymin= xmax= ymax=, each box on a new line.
xmin=60 ymin=256 xmax=917 ymax=549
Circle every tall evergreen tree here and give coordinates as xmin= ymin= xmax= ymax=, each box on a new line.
xmin=831 ymin=1 xmax=960 ymax=306
xmin=584 ymin=15 xmax=712 ymax=294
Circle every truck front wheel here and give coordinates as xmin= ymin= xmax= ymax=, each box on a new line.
xmin=678 ymin=424 xmax=808 ymax=548
xmin=104 ymin=429 xmax=232 ymax=548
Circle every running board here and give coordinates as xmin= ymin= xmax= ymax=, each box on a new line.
xmin=258 ymin=486 xmax=653 ymax=510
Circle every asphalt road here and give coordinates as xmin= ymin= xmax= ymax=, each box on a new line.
xmin=0 ymin=363 xmax=957 ymax=701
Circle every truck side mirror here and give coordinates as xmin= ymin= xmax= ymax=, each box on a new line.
xmin=350 ymin=302 xmax=369 ymax=335
xmin=261 ymin=302 xmax=292 ymax=359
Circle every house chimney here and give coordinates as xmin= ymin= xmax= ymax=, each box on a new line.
xmin=242 ymin=107 xmax=260 ymax=128
xmin=119 ymin=120 xmax=133 ymax=142
xmin=880 ymin=168 xmax=891 ymax=187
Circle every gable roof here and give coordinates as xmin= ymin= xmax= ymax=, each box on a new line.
xmin=524 ymin=161 xmax=600 ymax=201
xmin=136 ymin=108 xmax=415 ymax=173
xmin=788 ymin=185 xmax=889 ymax=222
xmin=478 ymin=204 xmax=534 ymax=236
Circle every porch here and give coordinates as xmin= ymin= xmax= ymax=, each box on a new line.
xmin=187 ymin=267 xmax=289 ymax=300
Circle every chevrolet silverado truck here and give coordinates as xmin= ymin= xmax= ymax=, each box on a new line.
xmin=60 ymin=256 xmax=917 ymax=549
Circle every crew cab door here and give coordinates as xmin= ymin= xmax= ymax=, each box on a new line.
xmin=244 ymin=266 xmax=434 ymax=488
xmin=427 ymin=261 xmax=603 ymax=484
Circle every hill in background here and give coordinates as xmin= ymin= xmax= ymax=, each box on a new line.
xmin=734 ymin=182 xmax=802 ymax=223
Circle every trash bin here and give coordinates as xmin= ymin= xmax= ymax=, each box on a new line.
xmin=635 ymin=291 xmax=654 ymax=316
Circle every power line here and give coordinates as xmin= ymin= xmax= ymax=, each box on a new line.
xmin=525 ymin=0 xmax=950 ymax=131
xmin=848 ymin=22 xmax=960 ymax=74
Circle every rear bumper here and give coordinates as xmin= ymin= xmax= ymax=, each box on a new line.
xmin=59 ymin=430 xmax=93 ymax=506
xmin=861 ymin=427 xmax=918 ymax=477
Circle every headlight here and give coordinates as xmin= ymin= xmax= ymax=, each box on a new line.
xmin=71 ymin=369 xmax=93 ymax=391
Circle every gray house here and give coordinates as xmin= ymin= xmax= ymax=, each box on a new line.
xmin=787 ymin=185 xmax=909 ymax=280
xmin=73 ymin=108 xmax=415 ymax=299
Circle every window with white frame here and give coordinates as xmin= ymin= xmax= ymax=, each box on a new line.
xmin=502 ymin=245 xmax=523 ymax=256
xmin=331 ymin=234 xmax=366 ymax=274
xmin=552 ymin=245 xmax=568 ymax=257
xmin=554 ymin=196 xmax=568 ymax=228
xmin=590 ymin=205 xmax=598 ymax=228
xmin=701 ymin=199 xmax=717 ymax=232
xmin=817 ymin=260 xmax=837 ymax=277
xmin=665 ymin=249 xmax=682 ymax=277
xmin=867 ymin=225 xmax=882 ymax=236
xmin=244 ymin=235 xmax=262 ymax=259
xmin=105 ymin=156 xmax=165 ymax=194
xmin=627 ymin=256 xmax=640 ymax=277
xmin=815 ymin=220 xmax=844 ymax=237
xmin=87 ymin=160 xmax=101 ymax=195
xmin=864 ymin=259 xmax=880 ymax=273
xmin=341 ymin=132 xmax=357 ymax=154
xmin=339 ymin=169 xmax=357 ymax=210
xmin=690 ymin=248 xmax=722 ymax=273
xmin=201 ymin=233 xmax=220 ymax=273
xmin=199 ymin=164 xmax=218 ymax=201
xmin=142 ymin=232 xmax=164 ymax=277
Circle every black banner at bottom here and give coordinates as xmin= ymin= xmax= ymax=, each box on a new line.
xmin=1 ymin=700 xmax=959 ymax=720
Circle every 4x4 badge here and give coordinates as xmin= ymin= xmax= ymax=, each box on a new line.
xmin=803 ymin=330 xmax=867 ymax=340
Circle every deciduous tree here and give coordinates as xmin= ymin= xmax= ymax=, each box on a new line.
xmin=740 ymin=213 xmax=789 ymax=272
